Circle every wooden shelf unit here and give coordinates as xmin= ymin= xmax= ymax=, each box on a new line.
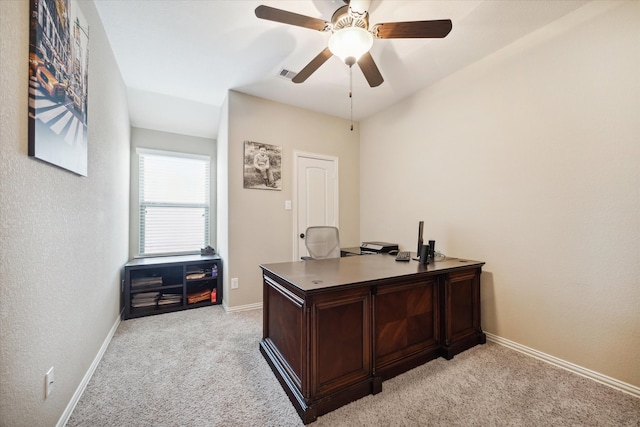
xmin=122 ymin=254 xmax=222 ymax=320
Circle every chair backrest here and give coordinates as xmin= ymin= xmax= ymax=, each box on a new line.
xmin=304 ymin=226 xmax=341 ymax=259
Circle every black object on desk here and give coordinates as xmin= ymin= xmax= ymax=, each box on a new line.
xmin=340 ymin=247 xmax=362 ymax=256
xmin=419 ymin=245 xmax=430 ymax=265
xmin=360 ymin=241 xmax=399 ymax=253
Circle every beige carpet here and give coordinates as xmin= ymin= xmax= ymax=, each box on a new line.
xmin=67 ymin=305 xmax=639 ymax=426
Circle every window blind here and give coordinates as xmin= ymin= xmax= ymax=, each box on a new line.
xmin=138 ymin=149 xmax=210 ymax=256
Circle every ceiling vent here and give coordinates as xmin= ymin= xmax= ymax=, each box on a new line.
xmin=278 ymin=68 xmax=297 ymax=80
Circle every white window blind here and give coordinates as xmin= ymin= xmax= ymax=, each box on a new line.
xmin=138 ymin=149 xmax=210 ymax=256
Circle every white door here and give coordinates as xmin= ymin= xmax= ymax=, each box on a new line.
xmin=294 ymin=153 xmax=338 ymax=259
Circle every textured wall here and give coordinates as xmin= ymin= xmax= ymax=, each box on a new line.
xmin=0 ymin=1 xmax=130 ymax=425
xmin=221 ymin=91 xmax=360 ymax=309
xmin=360 ymin=1 xmax=640 ymax=387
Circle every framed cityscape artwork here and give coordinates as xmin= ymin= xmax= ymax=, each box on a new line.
xmin=243 ymin=141 xmax=282 ymax=190
xmin=28 ymin=0 xmax=89 ymax=176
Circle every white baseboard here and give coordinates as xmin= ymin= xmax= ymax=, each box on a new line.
xmin=485 ymin=332 xmax=640 ymax=398
xmin=222 ymin=301 xmax=263 ymax=312
xmin=56 ymin=312 xmax=122 ymax=427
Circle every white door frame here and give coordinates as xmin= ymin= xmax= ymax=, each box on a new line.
xmin=292 ymin=151 xmax=339 ymax=261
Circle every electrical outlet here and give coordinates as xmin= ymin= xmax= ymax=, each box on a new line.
xmin=231 ymin=278 xmax=238 ymax=289
xmin=45 ymin=367 xmax=54 ymax=398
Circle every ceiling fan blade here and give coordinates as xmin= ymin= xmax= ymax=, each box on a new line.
xmin=292 ymin=48 xmax=333 ymax=84
xmin=357 ymin=52 xmax=383 ymax=87
xmin=255 ymin=5 xmax=329 ymax=31
xmin=372 ymin=19 xmax=452 ymax=39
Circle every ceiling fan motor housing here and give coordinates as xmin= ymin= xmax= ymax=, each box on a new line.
xmin=331 ymin=5 xmax=369 ymax=31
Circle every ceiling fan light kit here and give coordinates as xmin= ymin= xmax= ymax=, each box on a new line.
xmin=328 ymin=27 xmax=373 ymax=65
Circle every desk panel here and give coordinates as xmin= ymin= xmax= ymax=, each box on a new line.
xmin=312 ymin=287 xmax=371 ymax=397
xmin=264 ymin=277 xmax=303 ymax=383
xmin=375 ymin=277 xmax=440 ymax=379
xmin=441 ymin=269 xmax=485 ymax=359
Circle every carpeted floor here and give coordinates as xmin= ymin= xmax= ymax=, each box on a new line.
xmin=67 ymin=305 xmax=639 ymax=426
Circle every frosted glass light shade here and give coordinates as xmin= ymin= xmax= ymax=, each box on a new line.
xmin=328 ymin=27 xmax=373 ymax=63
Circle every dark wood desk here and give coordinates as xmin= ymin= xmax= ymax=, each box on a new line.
xmin=260 ymin=254 xmax=485 ymax=424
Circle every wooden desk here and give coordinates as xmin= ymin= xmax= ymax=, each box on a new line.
xmin=260 ymin=254 xmax=485 ymax=424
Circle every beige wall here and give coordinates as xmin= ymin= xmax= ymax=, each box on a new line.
xmin=0 ymin=1 xmax=130 ymax=425
xmin=128 ymin=127 xmax=217 ymax=258
xmin=360 ymin=1 xmax=639 ymax=387
xmin=220 ymin=91 xmax=360 ymax=309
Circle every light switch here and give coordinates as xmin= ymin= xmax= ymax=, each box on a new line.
xmin=285 ymin=200 xmax=292 ymax=210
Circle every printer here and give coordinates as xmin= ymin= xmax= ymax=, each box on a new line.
xmin=360 ymin=241 xmax=399 ymax=254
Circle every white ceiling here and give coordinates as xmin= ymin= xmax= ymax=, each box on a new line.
xmin=94 ymin=0 xmax=590 ymax=139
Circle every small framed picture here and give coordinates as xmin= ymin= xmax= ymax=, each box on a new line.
xmin=243 ymin=141 xmax=282 ymax=190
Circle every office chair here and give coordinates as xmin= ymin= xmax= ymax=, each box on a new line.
xmin=303 ymin=226 xmax=341 ymax=260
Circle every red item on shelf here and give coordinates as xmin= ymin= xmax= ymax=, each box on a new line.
xmin=211 ymin=288 xmax=217 ymax=303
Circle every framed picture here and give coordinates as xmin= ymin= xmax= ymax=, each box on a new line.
xmin=28 ymin=0 xmax=90 ymax=176
xmin=243 ymin=141 xmax=282 ymax=190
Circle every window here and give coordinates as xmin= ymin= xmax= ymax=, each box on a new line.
xmin=138 ymin=148 xmax=210 ymax=256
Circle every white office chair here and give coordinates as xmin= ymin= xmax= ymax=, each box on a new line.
xmin=303 ymin=226 xmax=341 ymax=260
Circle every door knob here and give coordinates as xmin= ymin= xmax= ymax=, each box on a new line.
xmin=300 ymin=233 xmax=305 ymax=239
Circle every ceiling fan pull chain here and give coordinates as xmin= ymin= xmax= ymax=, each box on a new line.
xmin=349 ymin=65 xmax=354 ymax=131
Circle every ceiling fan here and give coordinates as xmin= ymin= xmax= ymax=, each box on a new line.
xmin=255 ymin=0 xmax=452 ymax=87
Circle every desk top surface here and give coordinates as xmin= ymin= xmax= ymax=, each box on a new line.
xmin=260 ymin=253 xmax=484 ymax=292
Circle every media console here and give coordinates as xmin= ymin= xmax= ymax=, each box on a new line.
xmin=260 ymin=254 xmax=485 ymax=424
xmin=122 ymin=254 xmax=222 ymax=319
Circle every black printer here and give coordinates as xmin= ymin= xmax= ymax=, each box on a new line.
xmin=359 ymin=241 xmax=399 ymax=254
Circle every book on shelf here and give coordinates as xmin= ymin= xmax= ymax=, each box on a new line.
xmin=157 ymin=294 xmax=182 ymax=306
xmin=131 ymin=276 xmax=163 ymax=288
xmin=186 ymin=265 xmax=218 ymax=281
xmin=187 ymin=288 xmax=211 ymax=304
xmin=131 ymin=291 xmax=160 ymax=308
